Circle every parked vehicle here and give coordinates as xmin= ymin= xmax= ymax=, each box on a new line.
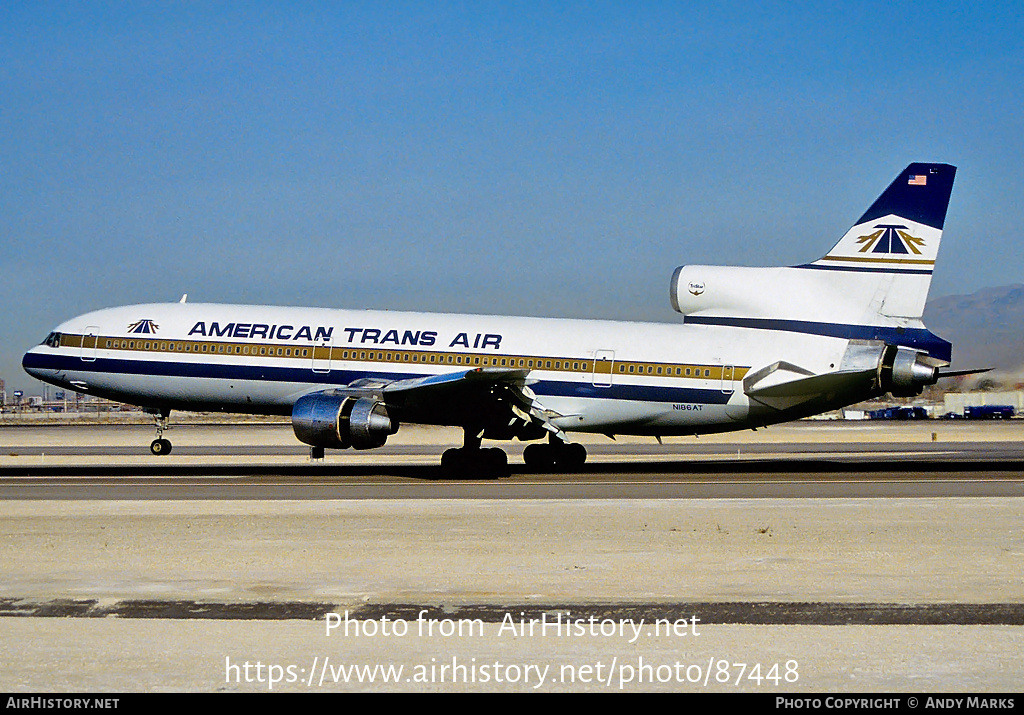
xmin=867 ymin=406 xmax=929 ymax=420
xmin=963 ymin=405 xmax=1016 ymax=420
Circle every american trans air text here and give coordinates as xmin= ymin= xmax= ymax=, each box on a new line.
xmin=186 ymin=321 xmax=503 ymax=350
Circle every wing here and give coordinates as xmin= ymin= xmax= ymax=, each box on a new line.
xmin=384 ymin=367 xmax=566 ymax=440
xmin=302 ymin=367 xmax=566 ymax=441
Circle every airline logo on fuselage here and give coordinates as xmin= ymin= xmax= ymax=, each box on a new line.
xmin=128 ymin=319 xmax=160 ymax=334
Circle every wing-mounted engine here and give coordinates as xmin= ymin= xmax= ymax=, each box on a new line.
xmin=292 ymin=391 xmax=396 ymax=450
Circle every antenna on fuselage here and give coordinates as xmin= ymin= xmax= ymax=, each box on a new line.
xmin=179 ymin=294 xmax=188 ymax=303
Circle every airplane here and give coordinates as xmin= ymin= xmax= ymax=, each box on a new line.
xmin=23 ymin=162 xmax=965 ymax=477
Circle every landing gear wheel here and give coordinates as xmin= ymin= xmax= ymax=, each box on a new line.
xmin=523 ymin=441 xmax=586 ymax=472
xmin=523 ymin=443 xmax=555 ymax=470
xmin=561 ymin=442 xmax=587 ymax=469
xmin=150 ymin=438 xmax=172 ymax=456
xmin=483 ymin=447 xmax=510 ymax=479
xmin=149 ymin=409 xmax=172 ymax=456
xmin=440 ymin=446 xmax=510 ymax=479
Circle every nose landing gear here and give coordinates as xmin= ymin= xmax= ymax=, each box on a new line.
xmin=149 ymin=409 xmax=172 ymax=456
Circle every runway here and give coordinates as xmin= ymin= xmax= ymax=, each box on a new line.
xmin=2 ymin=420 xmax=1023 ymax=499
xmin=1 ymin=420 xmax=1023 ymax=692
xmin=1 ymin=462 xmax=1022 ymax=500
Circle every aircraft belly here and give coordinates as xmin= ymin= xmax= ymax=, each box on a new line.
xmin=60 ymin=369 xmax=305 ymax=411
xmin=545 ymin=394 xmax=748 ymax=435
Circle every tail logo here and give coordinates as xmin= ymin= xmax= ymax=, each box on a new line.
xmin=856 ymin=224 xmax=925 ymax=255
xmin=688 ymin=281 xmax=705 ymax=296
xmin=127 ymin=319 xmax=160 ymax=334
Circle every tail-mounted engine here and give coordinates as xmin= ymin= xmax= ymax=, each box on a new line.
xmin=878 ymin=345 xmax=939 ymax=398
xmin=292 ymin=392 xmax=396 ymax=450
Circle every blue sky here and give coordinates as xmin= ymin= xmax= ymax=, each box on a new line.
xmin=3 ymin=1 xmax=1023 ymax=393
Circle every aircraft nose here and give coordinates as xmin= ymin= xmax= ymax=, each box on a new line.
xmin=23 ymin=350 xmax=40 ymax=378
xmin=22 ymin=347 xmax=49 ymax=380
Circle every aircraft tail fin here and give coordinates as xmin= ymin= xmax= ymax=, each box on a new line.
xmin=806 ymin=162 xmax=956 ymax=320
xmin=670 ymin=163 xmax=957 ymax=363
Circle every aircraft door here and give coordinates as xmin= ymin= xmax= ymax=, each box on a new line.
xmin=80 ymin=326 xmax=99 ymax=362
xmin=721 ymin=364 xmax=736 ymax=394
xmin=592 ymin=350 xmax=615 ymax=387
xmin=311 ymin=337 xmax=332 ymax=374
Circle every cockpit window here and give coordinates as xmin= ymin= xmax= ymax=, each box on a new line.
xmin=42 ymin=332 xmax=62 ymax=348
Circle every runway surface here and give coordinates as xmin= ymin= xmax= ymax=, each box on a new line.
xmin=2 ymin=420 xmax=1023 ymax=499
xmin=1 ymin=420 xmax=1022 ymax=692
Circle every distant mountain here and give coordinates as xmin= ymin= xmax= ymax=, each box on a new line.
xmin=924 ymin=284 xmax=1024 ymax=372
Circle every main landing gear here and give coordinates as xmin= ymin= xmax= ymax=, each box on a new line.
xmin=441 ymin=430 xmax=510 ymax=479
xmin=149 ymin=409 xmax=172 ymax=456
xmin=439 ymin=431 xmax=589 ymax=478
xmin=522 ymin=434 xmax=587 ymax=471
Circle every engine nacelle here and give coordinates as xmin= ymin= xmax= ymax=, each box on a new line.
xmin=878 ymin=345 xmax=939 ymax=398
xmin=292 ymin=393 xmax=395 ymax=450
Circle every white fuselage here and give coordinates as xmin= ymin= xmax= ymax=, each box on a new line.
xmin=22 ymin=302 xmax=858 ymax=436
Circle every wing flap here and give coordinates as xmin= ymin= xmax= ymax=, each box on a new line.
xmin=379 ymin=367 xmax=567 ymax=440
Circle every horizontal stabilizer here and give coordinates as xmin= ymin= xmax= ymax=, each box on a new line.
xmin=745 ymin=368 xmax=877 ymax=399
xmin=937 ymin=367 xmax=992 ymax=379
xmin=742 ymin=359 xmax=879 ymax=412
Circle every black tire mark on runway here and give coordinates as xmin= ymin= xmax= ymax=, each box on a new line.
xmin=3 ymin=598 xmax=1024 ymax=624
